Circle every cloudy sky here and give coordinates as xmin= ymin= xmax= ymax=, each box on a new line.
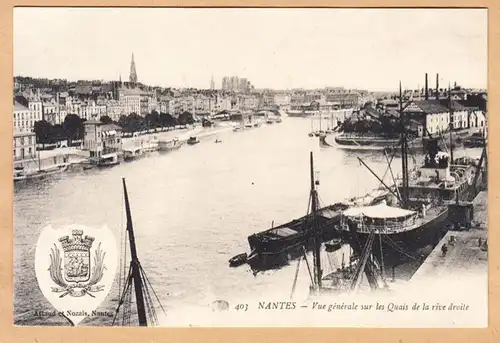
xmin=14 ymin=8 xmax=487 ymax=91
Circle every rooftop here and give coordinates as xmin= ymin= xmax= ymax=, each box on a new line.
xmin=413 ymin=100 xmax=449 ymax=114
xmin=102 ymin=123 xmax=123 ymax=131
xmin=83 ymin=119 xmax=102 ymax=125
xmin=13 ymin=101 xmax=29 ymax=112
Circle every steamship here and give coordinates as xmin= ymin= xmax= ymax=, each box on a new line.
xmin=336 ymin=83 xmax=486 ymax=267
xmin=246 ymin=186 xmax=392 ymax=271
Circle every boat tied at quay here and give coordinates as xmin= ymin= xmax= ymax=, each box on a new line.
xmin=158 ymin=137 xmax=183 ymax=152
xmin=14 ymin=150 xmax=70 ymax=183
xmin=290 ymin=84 xmax=487 ymax=300
xmin=243 ymin=82 xmax=487 ymax=276
xmin=244 ymin=150 xmax=395 ymax=272
xmin=14 ymin=163 xmax=69 ymax=183
xmin=338 ymin=84 xmax=485 ymax=266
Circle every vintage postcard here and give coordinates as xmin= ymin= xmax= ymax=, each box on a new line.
xmin=12 ymin=7 xmax=488 ymax=328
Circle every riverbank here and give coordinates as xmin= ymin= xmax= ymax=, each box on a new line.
xmin=122 ymin=122 xmax=235 ymax=148
xmin=14 ymin=119 xmax=278 ymax=178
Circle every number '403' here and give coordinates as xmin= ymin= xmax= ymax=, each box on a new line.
xmin=235 ymin=304 xmax=248 ymax=311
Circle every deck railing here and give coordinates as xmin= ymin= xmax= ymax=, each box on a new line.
xmin=341 ymin=216 xmax=417 ymax=234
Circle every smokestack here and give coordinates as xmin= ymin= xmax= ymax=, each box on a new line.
xmin=425 ymin=73 xmax=429 ymax=100
xmin=436 ymin=73 xmax=440 ymax=100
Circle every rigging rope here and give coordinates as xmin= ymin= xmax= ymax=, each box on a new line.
xmin=140 ymin=266 xmax=158 ymax=326
xmin=382 ymin=234 xmax=423 ymax=263
xmin=289 ymin=255 xmax=302 ymax=301
xmin=124 ymin=281 xmax=132 ymax=326
xmin=379 ymin=232 xmax=385 ymax=281
xmin=350 ymin=231 xmax=376 ymax=292
xmin=118 ymin=202 xmax=125 ymax=303
xmin=139 ymin=264 xmax=167 ymax=316
xmin=112 ymin=264 xmax=133 ymax=326
xmin=302 ymin=247 xmax=315 ymax=286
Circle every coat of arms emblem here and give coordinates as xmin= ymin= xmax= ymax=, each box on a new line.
xmin=49 ymin=229 xmax=106 ymax=298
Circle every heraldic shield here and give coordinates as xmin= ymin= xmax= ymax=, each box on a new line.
xmin=35 ymin=225 xmax=118 ymax=325
xmin=60 ymin=230 xmax=93 ymax=284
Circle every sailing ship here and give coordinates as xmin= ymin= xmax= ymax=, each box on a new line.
xmin=246 ymin=154 xmax=399 ymax=272
xmin=246 ymin=152 xmax=350 ymax=271
xmin=247 ymin=202 xmax=349 ymax=271
xmin=335 ymin=82 xmax=486 ymax=267
xmin=113 ymin=178 xmax=166 ymax=326
xmin=287 ymin=153 xmax=387 ymax=299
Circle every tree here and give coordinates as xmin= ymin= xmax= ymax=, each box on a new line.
xmin=178 ymin=111 xmax=194 ymax=125
xmin=51 ymin=124 xmax=65 ymax=143
xmin=33 ymin=120 xmax=53 ymax=147
xmin=100 ymin=115 xmax=113 ymax=124
xmin=145 ymin=111 xmax=161 ymax=129
xmin=63 ymin=114 xmax=84 ymax=143
xmin=159 ymin=112 xmax=177 ymax=127
xmin=118 ymin=115 xmax=129 ymax=132
xmin=126 ymin=113 xmax=145 ymax=132
xmin=380 ymin=117 xmax=395 ymax=137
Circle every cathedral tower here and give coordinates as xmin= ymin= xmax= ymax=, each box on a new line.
xmin=129 ymin=53 xmax=138 ymax=84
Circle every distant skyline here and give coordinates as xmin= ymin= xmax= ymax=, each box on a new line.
xmin=14 ymin=8 xmax=487 ymax=92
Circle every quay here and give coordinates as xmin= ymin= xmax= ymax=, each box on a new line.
xmin=411 ymin=191 xmax=488 ymax=282
xmin=13 ymin=119 xmax=277 ymax=180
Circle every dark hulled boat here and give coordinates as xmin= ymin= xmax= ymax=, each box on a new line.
xmin=247 ymin=202 xmax=349 ymax=270
xmin=338 ymin=83 xmax=486 ymax=268
xmin=335 ymin=134 xmax=403 ymax=148
xmin=246 ymin=185 xmax=394 ymax=271
xmin=187 ymin=137 xmax=200 ymax=145
xmin=338 ymin=200 xmax=449 ymax=267
xmin=229 ymin=253 xmax=248 ymax=267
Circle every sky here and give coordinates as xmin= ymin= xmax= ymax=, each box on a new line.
xmin=13 ymin=8 xmax=488 ymax=91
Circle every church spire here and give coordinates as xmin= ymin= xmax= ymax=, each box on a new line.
xmin=129 ymin=53 xmax=138 ymax=85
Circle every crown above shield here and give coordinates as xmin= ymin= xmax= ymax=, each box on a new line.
xmin=58 ymin=229 xmax=95 ymax=252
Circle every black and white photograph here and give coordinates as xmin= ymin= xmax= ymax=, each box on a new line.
xmin=13 ymin=7 xmax=488 ymax=327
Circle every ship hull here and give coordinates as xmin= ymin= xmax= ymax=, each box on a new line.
xmin=342 ymin=206 xmax=450 ymax=268
xmin=286 ymin=111 xmax=315 ymax=118
xmin=334 ymin=135 xmax=401 ymax=147
xmin=247 ymin=205 xmax=347 ymax=271
xmin=158 ymin=144 xmax=182 ymax=152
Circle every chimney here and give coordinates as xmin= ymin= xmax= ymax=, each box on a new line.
xmin=436 ymin=74 xmax=440 ymax=100
xmin=425 ymin=73 xmax=429 ymax=100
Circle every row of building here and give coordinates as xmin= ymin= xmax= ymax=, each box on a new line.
xmin=13 ymin=83 xmax=369 ymax=134
xmin=220 ymin=76 xmax=253 ymax=93
xmin=404 ymin=99 xmax=487 ymax=137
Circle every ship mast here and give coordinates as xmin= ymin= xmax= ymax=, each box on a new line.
xmin=399 ymin=82 xmax=409 ymax=208
xmin=310 ymin=152 xmax=322 ymax=290
xmin=114 ymin=179 xmax=166 ymax=327
xmin=122 ymin=178 xmax=148 ymax=327
xmin=448 ymin=84 xmax=454 ymax=164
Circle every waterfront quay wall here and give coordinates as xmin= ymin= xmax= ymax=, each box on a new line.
xmin=410 ymin=190 xmax=488 ymax=283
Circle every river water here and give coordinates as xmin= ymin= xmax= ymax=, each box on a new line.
xmin=13 ymin=117 xmax=482 ymax=326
